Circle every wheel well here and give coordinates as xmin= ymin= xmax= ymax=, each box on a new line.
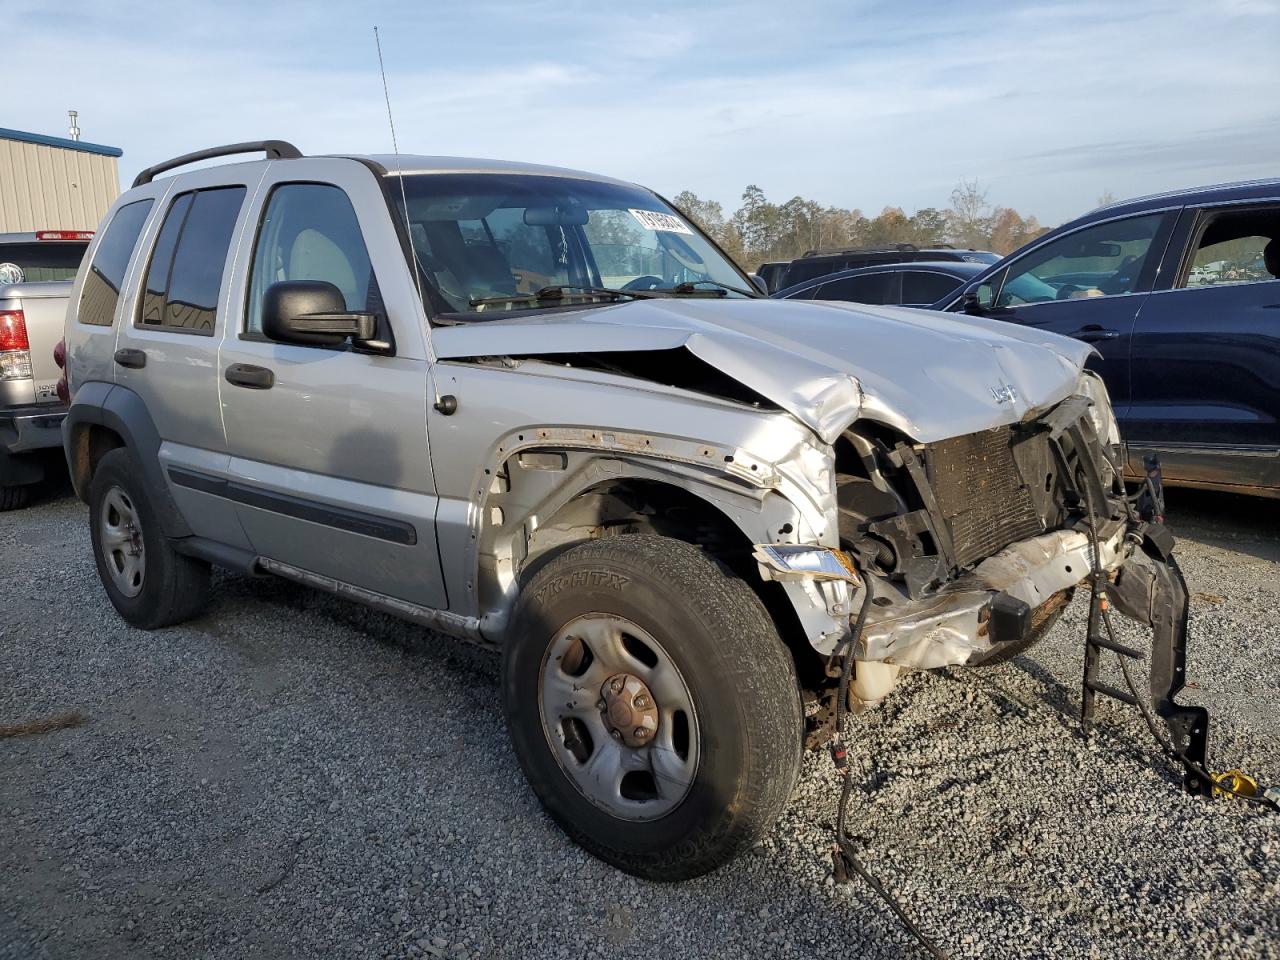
xmin=68 ymin=424 xmax=125 ymax=502
xmin=527 ymin=478 xmax=827 ymax=692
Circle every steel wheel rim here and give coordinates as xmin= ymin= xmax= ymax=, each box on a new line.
xmin=538 ymin=613 xmax=700 ymax=822
xmin=99 ymin=485 xmax=145 ymax=598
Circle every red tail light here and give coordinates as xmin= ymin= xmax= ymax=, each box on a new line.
xmin=36 ymin=230 xmax=94 ymax=241
xmin=0 ymin=310 xmax=29 ymax=351
xmin=53 ymin=337 xmax=66 ymax=369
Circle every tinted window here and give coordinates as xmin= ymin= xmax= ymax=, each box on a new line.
xmin=139 ymin=188 xmax=245 ymax=334
xmin=1182 ymin=206 xmax=1280 ymax=288
xmin=246 ymin=183 xmax=380 ymax=336
xmin=996 ymin=213 xmax=1166 ymax=306
xmin=816 ymin=272 xmax=894 ymax=304
xmin=902 ymin=271 xmax=962 ymax=305
xmin=78 ymin=199 xmax=153 ymax=326
xmin=0 ymin=243 xmax=88 ymax=284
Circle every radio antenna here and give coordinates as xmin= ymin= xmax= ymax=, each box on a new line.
xmin=374 ymin=26 xmax=442 ymax=391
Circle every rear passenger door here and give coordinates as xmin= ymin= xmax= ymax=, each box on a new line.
xmin=112 ymin=170 xmax=258 ymax=549
xmin=1127 ymin=201 xmax=1280 ymax=489
xmin=217 ymin=160 xmax=448 ymax=609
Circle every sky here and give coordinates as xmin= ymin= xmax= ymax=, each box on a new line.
xmin=8 ymin=0 xmax=1280 ymax=226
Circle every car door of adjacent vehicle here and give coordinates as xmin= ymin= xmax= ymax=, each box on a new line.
xmin=1127 ymin=201 xmax=1280 ymax=491
xmin=112 ymin=170 xmax=258 ymax=549
xmin=813 ymin=271 xmax=898 ymax=304
xmin=217 ymin=160 xmax=448 ymax=609
xmin=958 ymin=211 xmax=1178 ymax=419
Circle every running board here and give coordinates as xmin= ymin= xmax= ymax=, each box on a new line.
xmin=256 ymin=557 xmax=494 ymax=650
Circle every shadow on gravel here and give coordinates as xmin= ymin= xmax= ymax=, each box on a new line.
xmin=1164 ymin=487 xmax=1280 ymax=563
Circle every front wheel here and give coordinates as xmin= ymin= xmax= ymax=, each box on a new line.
xmin=503 ymin=535 xmax=803 ymax=880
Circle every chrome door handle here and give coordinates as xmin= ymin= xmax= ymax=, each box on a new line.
xmin=1072 ymin=326 xmax=1120 ymax=342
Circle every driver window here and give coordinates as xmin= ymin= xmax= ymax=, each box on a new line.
xmin=246 ymin=183 xmax=378 ymax=335
xmin=996 ymin=213 xmax=1166 ymax=307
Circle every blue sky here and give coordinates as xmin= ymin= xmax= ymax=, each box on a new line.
xmin=9 ymin=0 xmax=1279 ymax=225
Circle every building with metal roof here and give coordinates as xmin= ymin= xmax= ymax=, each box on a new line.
xmin=0 ymin=124 xmax=122 ymax=233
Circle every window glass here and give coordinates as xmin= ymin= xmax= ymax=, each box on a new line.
xmin=1183 ymin=207 xmax=1280 ymax=288
xmin=815 ymin=272 xmax=893 ymax=304
xmin=138 ymin=187 xmax=245 ymax=334
xmin=391 ymin=173 xmax=751 ymax=316
xmin=78 ymin=199 xmax=153 ymax=326
xmin=0 ymin=243 xmax=87 ymax=285
xmin=902 ymin=270 xmax=962 ymax=305
xmin=996 ymin=213 xmax=1165 ymax=306
xmin=139 ymin=193 xmax=192 ymax=327
xmin=247 ymin=183 xmax=378 ymax=335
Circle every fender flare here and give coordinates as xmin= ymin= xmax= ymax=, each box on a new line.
xmin=63 ymin=382 xmax=193 ymax=539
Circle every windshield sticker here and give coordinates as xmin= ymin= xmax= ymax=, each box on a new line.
xmin=0 ymin=263 xmax=24 ymax=285
xmin=628 ymin=209 xmax=693 ymax=235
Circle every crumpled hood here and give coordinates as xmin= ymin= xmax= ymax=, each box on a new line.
xmin=429 ymin=297 xmax=1093 ymax=444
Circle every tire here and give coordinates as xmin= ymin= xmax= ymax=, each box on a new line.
xmin=88 ymin=448 xmax=210 ymax=629
xmin=503 ymin=535 xmax=803 ymax=880
xmin=0 ymin=485 xmax=30 ymax=512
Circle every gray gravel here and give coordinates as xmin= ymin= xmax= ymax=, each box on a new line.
xmin=2 ymin=483 xmax=1278 ymax=960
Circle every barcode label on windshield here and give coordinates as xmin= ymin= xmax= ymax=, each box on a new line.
xmin=628 ymin=209 xmax=693 ymax=235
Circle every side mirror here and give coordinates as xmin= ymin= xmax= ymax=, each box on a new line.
xmin=748 ymin=274 xmax=770 ymax=296
xmin=961 ymin=280 xmax=996 ymax=315
xmin=262 ymin=280 xmax=377 ymax=347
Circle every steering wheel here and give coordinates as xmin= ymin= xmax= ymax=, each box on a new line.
xmin=623 ymin=275 xmax=664 ymax=291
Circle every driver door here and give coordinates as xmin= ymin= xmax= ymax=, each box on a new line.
xmin=978 ymin=211 xmax=1178 ymax=421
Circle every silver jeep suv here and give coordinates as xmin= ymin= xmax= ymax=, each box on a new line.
xmin=63 ymin=142 xmax=1205 ymax=879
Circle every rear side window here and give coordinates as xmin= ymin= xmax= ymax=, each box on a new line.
xmin=78 ymin=199 xmax=153 ymax=326
xmin=1181 ymin=205 xmax=1280 ymax=288
xmin=902 ymin=271 xmax=962 ymax=305
xmin=816 ymin=272 xmax=894 ymax=304
xmin=138 ymin=187 xmax=246 ymax=335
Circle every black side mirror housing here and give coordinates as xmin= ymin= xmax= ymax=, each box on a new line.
xmin=262 ymin=280 xmax=378 ymax=347
xmin=961 ymin=280 xmax=1001 ymax=316
xmin=748 ymin=274 xmax=770 ymax=296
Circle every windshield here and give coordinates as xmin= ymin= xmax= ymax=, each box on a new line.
xmin=389 ymin=173 xmax=751 ymax=316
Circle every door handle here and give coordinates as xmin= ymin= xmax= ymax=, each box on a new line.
xmin=1071 ymin=325 xmax=1120 ymax=343
xmin=114 ymin=348 xmax=147 ymax=369
xmin=224 ymin=363 xmax=275 ymax=390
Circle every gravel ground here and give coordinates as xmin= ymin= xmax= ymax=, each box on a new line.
xmin=2 ymin=482 xmax=1278 ymax=960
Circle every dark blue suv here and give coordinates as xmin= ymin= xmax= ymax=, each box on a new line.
xmin=946 ymin=179 xmax=1280 ymax=497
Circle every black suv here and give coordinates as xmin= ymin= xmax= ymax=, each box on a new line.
xmin=762 ymin=243 xmax=997 ymax=292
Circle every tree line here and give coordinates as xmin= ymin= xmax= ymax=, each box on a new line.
xmin=671 ymin=180 xmax=1055 ymax=270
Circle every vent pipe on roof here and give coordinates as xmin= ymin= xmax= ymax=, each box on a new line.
xmin=68 ymin=110 xmax=80 ymax=141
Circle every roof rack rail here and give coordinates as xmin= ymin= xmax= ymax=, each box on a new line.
xmin=132 ymin=140 xmax=303 ymax=188
xmin=800 ymin=243 xmax=921 ymax=258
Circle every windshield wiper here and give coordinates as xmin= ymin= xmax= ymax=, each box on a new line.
xmin=469 ymin=284 xmax=662 ymax=309
xmin=669 ymin=279 xmax=761 ymax=298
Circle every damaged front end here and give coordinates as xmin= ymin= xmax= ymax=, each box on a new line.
xmin=757 ymin=386 xmax=1212 ymax=793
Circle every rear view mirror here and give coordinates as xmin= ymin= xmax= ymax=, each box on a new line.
xmin=524 ymin=203 xmax=590 ymax=227
xmin=262 ymin=280 xmax=377 ymax=347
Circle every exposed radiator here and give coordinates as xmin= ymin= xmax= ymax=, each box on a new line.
xmin=926 ymin=426 xmax=1046 ymax=569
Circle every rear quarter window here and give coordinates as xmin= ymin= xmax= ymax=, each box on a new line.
xmin=78 ymin=199 xmax=154 ymax=326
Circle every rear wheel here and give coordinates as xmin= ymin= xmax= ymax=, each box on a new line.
xmin=503 ymin=535 xmax=803 ymax=880
xmin=0 ymin=484 xmax=30 ymax=511
xmin=88 ymin=449 xmax=210 ymax=629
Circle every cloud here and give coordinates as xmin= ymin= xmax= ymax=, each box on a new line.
xmin=7 ymin=0 xmax=1278 ymax=225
